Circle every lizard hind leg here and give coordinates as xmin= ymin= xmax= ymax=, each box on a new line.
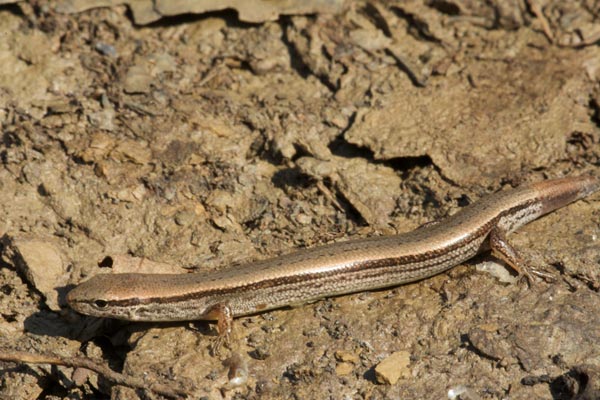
xmin=488 ymin=226 xmax=556 ymax=285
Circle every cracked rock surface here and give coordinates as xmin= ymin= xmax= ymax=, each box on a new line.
xmin=1 ymin=1 xmax=600 ymax=399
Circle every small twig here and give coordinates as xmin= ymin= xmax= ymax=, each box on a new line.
xmin=0 ymin=348 xmax=191 ymax=399
xmin=385 ymin=46 xmax=428 ymax=87
xmin=527 ymin=0 xmax=554 ymax=43
xmin=316 ymin=180 xmax=344 ymax=212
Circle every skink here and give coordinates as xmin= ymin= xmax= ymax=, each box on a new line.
xmin=67 ymin=175 xmax=599 ymax=343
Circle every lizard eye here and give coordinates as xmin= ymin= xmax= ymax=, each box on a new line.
xmin=94 ymin=300 xmax=108 ymax=309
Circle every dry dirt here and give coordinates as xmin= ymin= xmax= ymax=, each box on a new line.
xmin=1 ymin=1 xmax=600 ymax=399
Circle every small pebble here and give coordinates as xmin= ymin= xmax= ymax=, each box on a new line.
xmin=374 ymin=351 xmax=411 ymax=385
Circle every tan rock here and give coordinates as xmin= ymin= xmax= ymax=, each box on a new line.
xmin=0 ymin=234 xmax=67 ymax=311
xmin=335 ymin=362 xmax=354 ymax=376
xmin=374 ymin=351 xmax=411 ymax=385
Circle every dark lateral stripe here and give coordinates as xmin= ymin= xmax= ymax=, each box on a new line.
xmin=107 ymin=200 xmax=540 ymax=309
xmin=107 ymin=227 xmax=490 ymax=307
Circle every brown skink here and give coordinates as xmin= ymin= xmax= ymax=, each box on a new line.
xmin=67 ymin=175 xmax=599 ymax=342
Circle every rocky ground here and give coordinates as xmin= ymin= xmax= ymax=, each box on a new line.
xmin=1 ymin=1 xmax=600 ymax=399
